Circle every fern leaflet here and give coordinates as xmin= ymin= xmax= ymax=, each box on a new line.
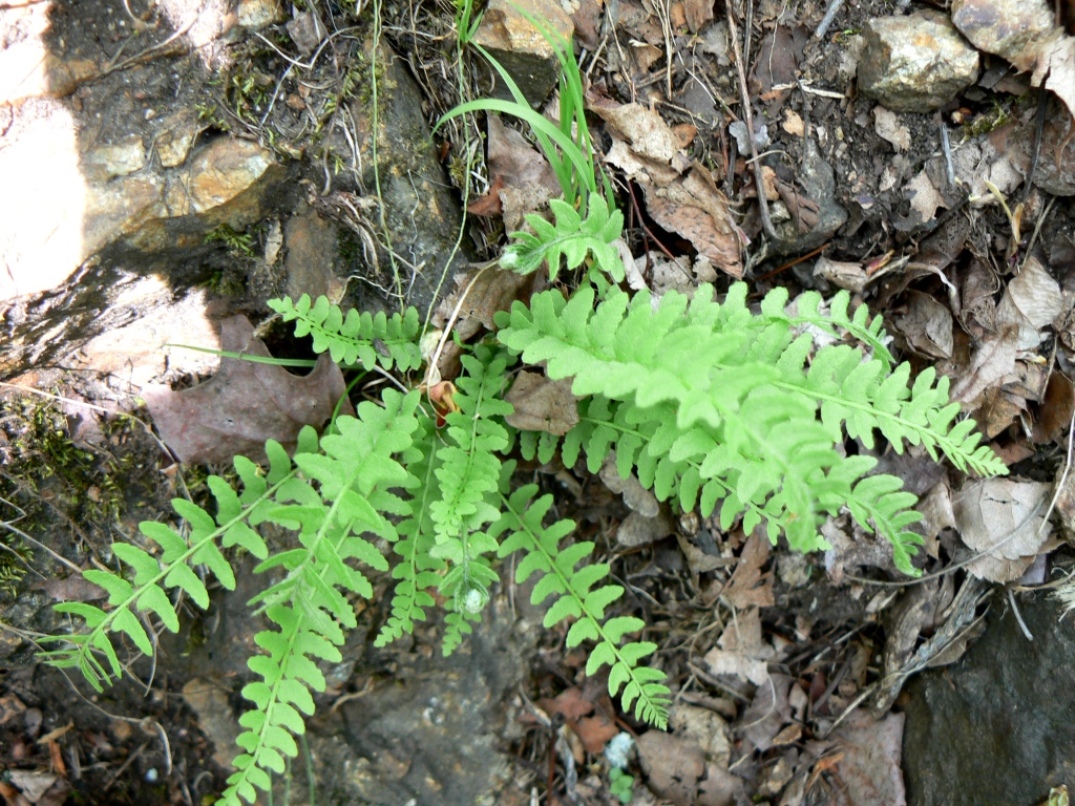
xmin=268 ymin=294 xmax=423 ymax=372
xmin=500 ymin=196 xmax=625 ymax=283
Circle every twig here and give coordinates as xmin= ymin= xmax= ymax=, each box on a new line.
xmin=940 ymin=122 xmax=956 ymax=190
xmin=1008 ymin=587 xmax=1034 ymax=640
xmin=813 ymin=0 xmax=845 ymax=40
xmin=726 ymin=3 xmax=778 ymax=241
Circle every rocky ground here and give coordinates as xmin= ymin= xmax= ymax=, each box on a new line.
xmin=2 ymin=0 xmax=1075 ymax=804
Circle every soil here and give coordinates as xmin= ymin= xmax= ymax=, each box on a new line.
xmin=3 ymin=0 xmax=1075 ymax=804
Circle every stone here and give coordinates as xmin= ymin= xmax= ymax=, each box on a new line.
xmin=472 ymin=0 xmax=574 ymax=104
xmin=283 ymin=208 xmax=344 ymax=302
xmin=857 ymin=11 xmax=979 ymax=113
xmin=154 ymin=112 xmax=200 ymax=168
xmin=83 ymin=135 xmax=147 ymax=180
xmin=236 ymin=0 xmax=285 ymax=31
xmin=902 ymin=592 xmax=1075 ymax=805
xmin=186 ymin=138 xmax=278 ymax=215
xmin=951 ymin=0 xmax=1055 ymax=69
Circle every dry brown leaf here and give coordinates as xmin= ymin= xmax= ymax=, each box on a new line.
xmin=950 ymin=324 xmax=1020 ymax=406
xmin=816 ymin=711 xmax=907 ymax=806
xmin=504 ymin=370 xmax=579 ymax=436
xmin=466 ymin=174 xmax=505 ymax=218
xmin=894 ymin=290 xmax=954 ymax=359
xmin=814 ymin=256 xmax=868 ymax=293
xmin=486 ymin=116 xmax=560 ymax=231
xmin=145 ymin=316 xmax=350 ymax=465
xmin=953 ymin=478 xmax=1052 ymax=582
xmin=722 ymin=532 xmax=775 ymax=610
xmin=1033 ymin=372 xmax=1075 ymax=445
xmin=591 ymin=101 xmax=743 ymax=277
xmin=739 ymin=673 xmax=794 ymax=753
xmin=681 ymin=0 xmax=713 ymax=33
xmin=434 ymin=265 xmax=535 ymax=343
xmin=637 ymin=732 xmax=706 ymax=805
xmin=599 ymin=455 xmax=659 ymax=516
xmin=703 ymin=607 xmax=773 ymax=686
xmin=996 ymin=256 xmax=1065 ymax=350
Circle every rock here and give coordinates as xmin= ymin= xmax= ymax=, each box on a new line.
xmin=82 ymin=135 xmax=147 ymax=180
xmin=857 ymin=11 xmax=979 ymax=113
xmin=322 ymin=40 xmax=469 ymax=316
xmin=902 ymin=592 xmax=1075 ymax=805
xmin=951 ymin=0 xmax=1055 ymax=69
xmin=153 ymin=111 xmax=202 ymax=168
xmin=236 ymin=0 xmax=285 ymax=31
xmin=472 ymin=0 xmax=575 ymax=105
xmin=1 ymin=86 xmax=286 ymax=303
xmin=284 ymin=207 xmax=346 ymax=303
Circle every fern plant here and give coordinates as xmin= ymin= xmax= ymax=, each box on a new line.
xmin=41 ymin=169 xmax=1005 ymax=803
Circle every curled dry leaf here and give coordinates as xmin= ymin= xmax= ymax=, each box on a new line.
xmin=953 ymin=478 xmax=1052 ymax=582
xmin=590 ymin=100 xmax=744 ymax=278
xmin=484 ymin=116 xmax=560 ymax=231
xmin=145 ymin=316 xmax=351 ymax=465
xmin=893 ymin=289 xmax=954 ymax=359
xmin=504 ymin=370 xmax=579 ymax=435
xmin=436 ymin=265 xmax=535 ymax=335
xmin=814 ymin=255 xmax=868 ymax=293
xmin=996 ymin=256 xmax=1065 ymax=351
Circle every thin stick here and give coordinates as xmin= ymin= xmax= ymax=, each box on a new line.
xmin=726 ymin=3 xmax=778 ymax=241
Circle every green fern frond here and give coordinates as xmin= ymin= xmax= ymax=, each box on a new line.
xmin=494 ymin=481 xmax=670 ymax=727
xmin=40 ymin=434 xmax=310 ymax=691
xmin=268 ymin=294 xmax=423 ymax=372
xmin=427 ymin=349 xmax=514 ymax=650
xmin=497 ymin=282 xmax=1006 ymax=575
xmin=500 ymin=196 xmax=625 ymax=283
xmin=375 ymin=415 xmax=446 ymax=647
xmin=219 ymin=389 xmax=422 ymax=805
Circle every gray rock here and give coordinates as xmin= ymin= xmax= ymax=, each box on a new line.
xmin=951 ymin=0 xmax=1055 ymax=69
xmin=902 ymin=592 xmax=1075 ymax=805
xmin=857 ymin=11 xmax=979 ymax=113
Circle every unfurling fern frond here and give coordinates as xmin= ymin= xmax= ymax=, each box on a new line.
xmin=500 ymin=196 xmax=625 ymax=283
xmin=494 ymin=480 xmax=670 ymax=728
xmin=268 ymin=294 xmax=423 ymax=372
xmin=497 ymin=282 xmax=1006 ymax=575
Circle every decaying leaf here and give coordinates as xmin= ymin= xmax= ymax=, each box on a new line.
xmin=590 ymin=99 xmax=744 ymax=277
xmin=504 ymin=370 xmax=579 ymax=435
xmin=145 ymin=316 xmax=351 ymax=465
xmin=810 ymin=712 xmax=907 ymax=806
xmin=953 ymin=478 xmax=1052 ymax=582
xmin=722 ymin=533 xmax=775 ymax=610
xmin=814 ymin=256 xmax=868 ymax=292
xmin=893 ymin=289 xmax=954 ymax=359
xmin=703 ymin=607 xmax=773 ymax=687
xmin=996 ymin=257 xmax=1065 ymax=350
xmin=484 ymin=116 xmax=561 ymax=231
xmin=599 ymin=454 xmax=659 ymax=516
xmin=434 ymin=264 xmax=536 ymax=343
